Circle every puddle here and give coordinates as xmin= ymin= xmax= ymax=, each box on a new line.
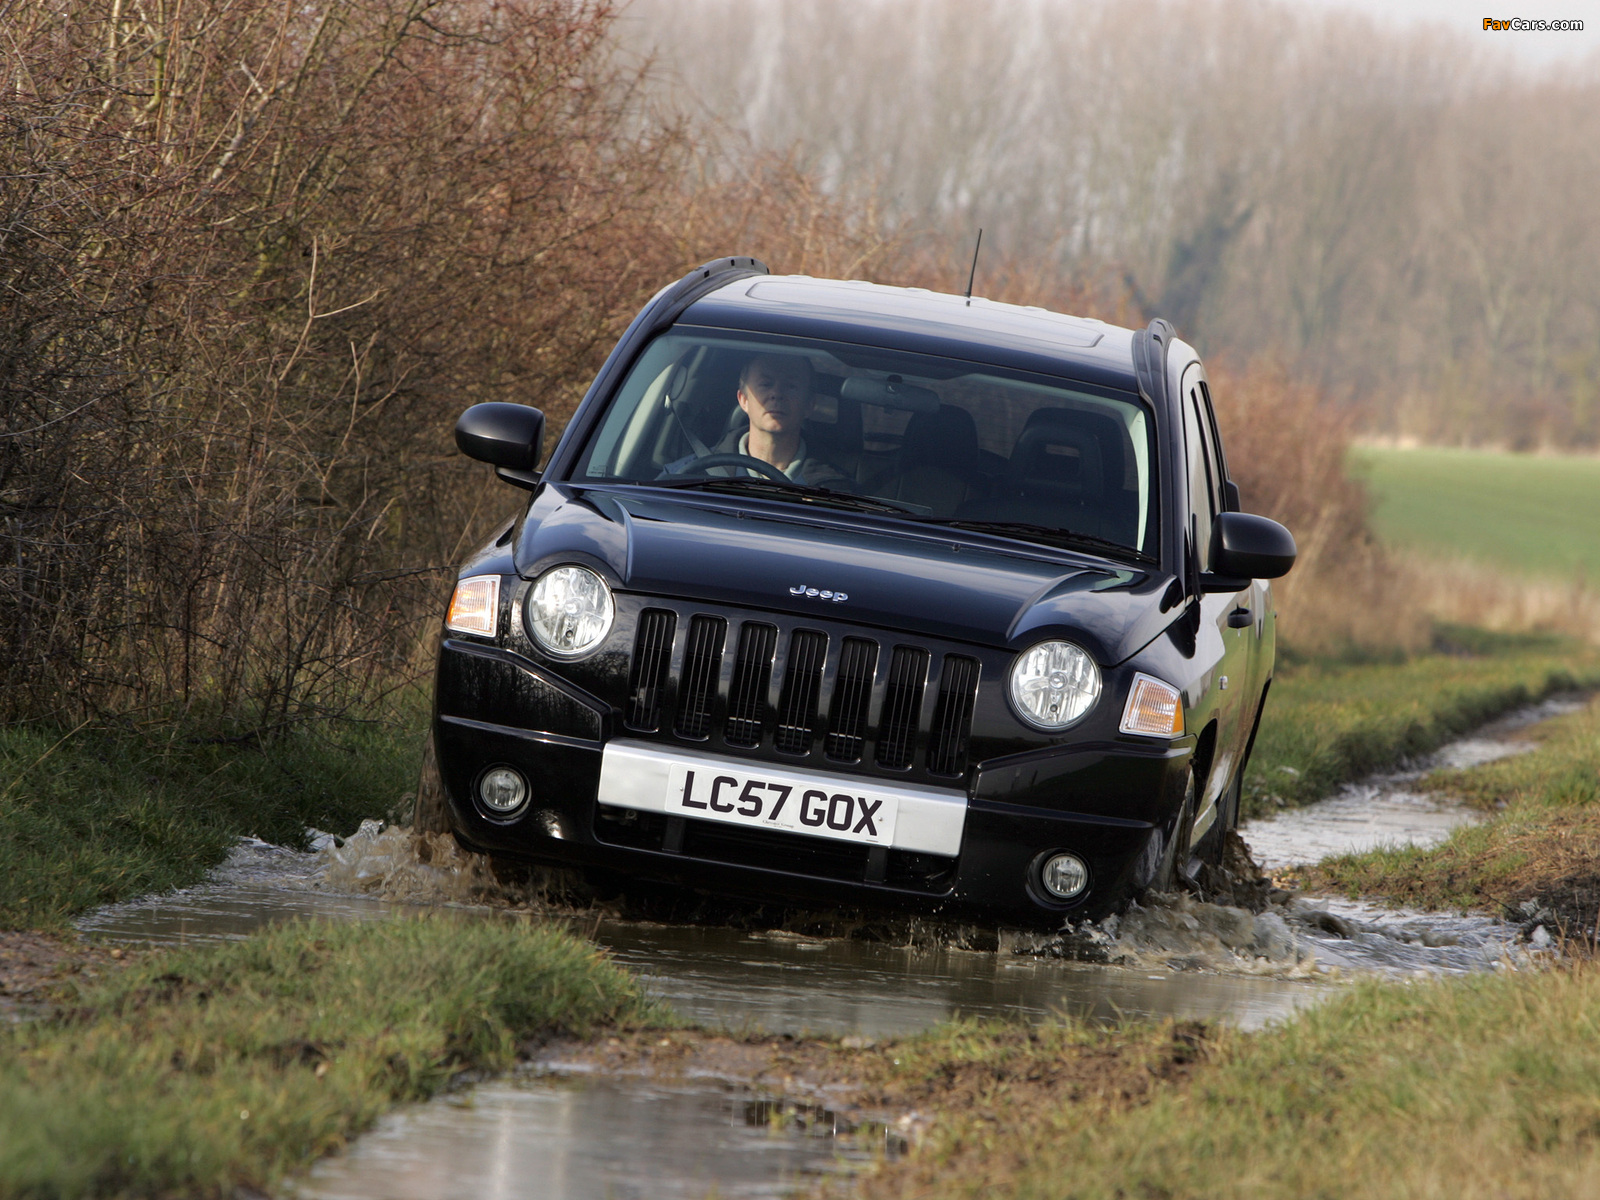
xmin=1241 ymin=693 xmax=1588 ymax=872
xmin=592 ymin=919 xmax=1322 ymax=1033
xmin=76 ymin=700 xmax=1582 ymax=1200
xmin=292 ymin=1073 xmax=885 ymax=1200
xmin=83 ymin=699 xmax=1588 ymax=1024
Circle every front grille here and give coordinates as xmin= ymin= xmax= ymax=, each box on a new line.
xmin=725 ymin=622 xmax=777 ymax=747
xmin=876 ymin=647 xmax=929 ymax=770
xmin=825 ymin=638 xmax=877 ymax=762
xmin=675 ymin=615 xmax=726 ymax=739
xmin=632 ymin=608 xmax=978 ymax=779
xmin=927 ymin=654 xmax=980 ymax=776
xmin=775 ymin=629 xmax=827 ymax=754
xmin=625 ymin=609 xmax=677 ymax=731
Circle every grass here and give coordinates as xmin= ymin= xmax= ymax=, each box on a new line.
xmin=1302 ymin=695 xmax=1600 ymax=927
xmin=0 ymin=703 xmax=425 ymax=931
xmin=1242 ymin=627 xmax=1600 ymax=817
xmin=1354 ymin=444 xmax=1600 ymax=580
xmin=852 ymin=964 xmax=1600 ymax=1200
xmin=0 ymin=916 xmax=663 ymax=1198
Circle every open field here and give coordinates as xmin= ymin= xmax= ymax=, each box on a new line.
xmin=1304 ymin=693 xmax=1600 ymax=928
xmin=1354 ymin=445 xmax=1600 ymax=580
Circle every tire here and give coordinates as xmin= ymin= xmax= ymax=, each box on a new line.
xmin=1196 ymin=772 xmax=1241 ymax=868
xmin=1151 ymin=770 xmax=1196 ymax=893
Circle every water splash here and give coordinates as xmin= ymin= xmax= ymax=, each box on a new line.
xmin=314 ymin=820 xmax=501 ymax=905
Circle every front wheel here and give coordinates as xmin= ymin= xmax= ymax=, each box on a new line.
xmin=1195 ymin=772 xmax=1241 ymax=868
xmin=1150 ymin=770 xmax=1196 ymax=893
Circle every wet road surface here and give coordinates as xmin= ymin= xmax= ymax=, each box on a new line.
xmin=74 ymin=697 xmax=1578 ymax=1200
xmin=292 ymin=1074 xmax=885 ymax=1200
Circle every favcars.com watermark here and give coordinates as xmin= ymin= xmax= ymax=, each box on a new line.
xmin=1483 ymin=17 xmax=1585 ymax=30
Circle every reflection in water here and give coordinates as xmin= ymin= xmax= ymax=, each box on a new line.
xmin=594 ymin=921 xmax=1322 ymax=1033
xmin=293 ymin=1075 xmax=880 ymax=1200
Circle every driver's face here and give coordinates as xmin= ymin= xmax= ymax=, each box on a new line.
xmin=737 ymin=356 xmax=814 ymax=435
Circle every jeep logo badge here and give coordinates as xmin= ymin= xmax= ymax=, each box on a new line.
xmin=790 ymin=585 xmax=848 ymax=602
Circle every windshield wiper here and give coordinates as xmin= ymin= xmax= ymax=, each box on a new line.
xmin=925 ymin=519 xmax=1155 ymax=563
xmin=647 ymin=476 xmax=919 ymax=516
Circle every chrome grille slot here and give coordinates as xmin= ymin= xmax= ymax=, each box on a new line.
xmin=775 ymin=629 xmax=828 ymax=755
xmin=624 ymin=609 xmax=677 ymax=732
xmin=927 ymin=654 xmax=980 ymax=776
xmin=825 ymin=638 xmax=878 ymax=762
xmin=674 ymin=615 xmax=726 ymax=740
xmin=876 ymin=646 xmax=929 ymax=770
xmin=725 ymin=622 xmax=777 ymax=747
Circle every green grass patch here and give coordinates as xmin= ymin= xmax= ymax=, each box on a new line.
xmin=0 ymin=703 xmax=425 ymax=931
xmin=1303 ymin=696 xmax=1600 ymax=923
xmin=0 ymin=916 xmax=663 ymax=1197
xmin=1243 ymin=628 xmax=1600 ymax=817
xmin=1354 ymin=444 xmax=1600 ymax=579
xmin=861 ymin=964 xmax=1600 ymax=1200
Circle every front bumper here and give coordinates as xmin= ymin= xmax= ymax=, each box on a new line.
xmin=434 ymin=695 xmax=1192 ymax=927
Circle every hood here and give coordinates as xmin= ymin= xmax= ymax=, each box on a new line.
xmin=515 ymin=485 xmax=1179 ymax=664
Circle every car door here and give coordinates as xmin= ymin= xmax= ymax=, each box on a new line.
xmin=1179 ymin=363 xmax=1251 ymax=841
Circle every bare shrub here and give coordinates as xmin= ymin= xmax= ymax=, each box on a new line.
xmin=1203 ymin=361 xmax=1428 ymax=655
xmin=0 ymin=0 xmax=679 ymax=727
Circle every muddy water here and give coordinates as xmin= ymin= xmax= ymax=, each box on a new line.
xmin=77 ymin=861 xmax=1326 ymax=1033
xmin=293 ymin=1075 xmax=885 ymax=1200
xmin=76 ymin=701 xmax=1575 ymax=1200
xmin=1241 ymin=694 xmax=1586 ymax=871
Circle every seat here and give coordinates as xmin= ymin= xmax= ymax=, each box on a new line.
xmin=958 ymin=407 xmax=1140 ymax=545
xmin=865 ymin=404 xmax=984 ymax=515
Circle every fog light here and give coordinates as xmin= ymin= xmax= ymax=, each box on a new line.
xmin=478 ymin=767 xmax=528 ymax=816
xmin=1040 ymin=852 xmax=1089 ymax=900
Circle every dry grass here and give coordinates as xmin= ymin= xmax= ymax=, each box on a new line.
xmin=1401 ymin=557 xmax=1600 ymax=647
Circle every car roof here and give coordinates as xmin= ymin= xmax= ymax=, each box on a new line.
xmin=678 ymin=275 xmax=1141 ymax=392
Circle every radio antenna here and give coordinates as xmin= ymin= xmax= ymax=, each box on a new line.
xmin=963 ymin=228 xmax=984 ymax=305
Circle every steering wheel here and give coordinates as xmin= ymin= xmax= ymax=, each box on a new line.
xmin=671 ymin=452 xmax=793 ymax=484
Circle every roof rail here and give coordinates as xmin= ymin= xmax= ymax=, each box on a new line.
xmin=642 ymin=255 xmax=770 ymax=337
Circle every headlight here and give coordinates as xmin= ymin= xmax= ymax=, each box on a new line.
xmin=445 ymin=575 xmax=500 ymax=637
xmin=1009 ymin=640 xmax=1101 ymax=730
xmin=525 ymin=565 xmax=614 ymax=657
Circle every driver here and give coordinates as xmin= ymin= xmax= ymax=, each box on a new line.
xmin=669 ymin=353 xmax=850 ymax=487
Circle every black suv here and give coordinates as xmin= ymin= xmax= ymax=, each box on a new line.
xmin=432 ymin=257 xmax=1294 ymax=927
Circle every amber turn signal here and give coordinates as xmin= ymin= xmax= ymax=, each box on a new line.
xmin=1119 ymin=673 xmax=1184 ymax=737
xmin=445 ymin=575 xmax=500 ymax=637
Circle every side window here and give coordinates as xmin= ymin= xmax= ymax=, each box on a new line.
xmin=1183 ymin=378 xmax=1217 ymax=567
xmin=1196 ymin=380 xmax=1231 ymax=510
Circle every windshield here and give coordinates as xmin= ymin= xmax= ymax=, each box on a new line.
xmin=572 ymin=331 xmax=1158 ymax=559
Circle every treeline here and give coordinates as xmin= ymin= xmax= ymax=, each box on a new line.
xmin=620 ymin=0 xmax=1600 ymax=450
xmin=0 ymin=0 xmax=1391 ymax=730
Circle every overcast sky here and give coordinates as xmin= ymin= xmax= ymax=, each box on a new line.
xmin=1306 ymin=0 xmax=1600 ymax=67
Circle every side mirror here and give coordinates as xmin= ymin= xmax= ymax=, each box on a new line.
xmin=1209 ymin=512 xmax=1297 ymax=581
xmin=455 ymin=403 xmax=544 ymax=490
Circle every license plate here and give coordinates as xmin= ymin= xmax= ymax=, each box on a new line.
xmin=664 ymin=764 xmax=899 ymax=847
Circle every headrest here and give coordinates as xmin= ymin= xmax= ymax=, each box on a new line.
xmin=903 ymin=405 xmax=980 ymax=472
